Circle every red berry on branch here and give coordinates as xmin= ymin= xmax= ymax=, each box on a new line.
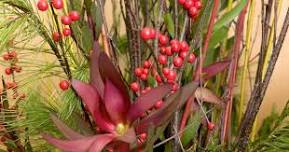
xmin=159 ymin=34 xmax=169 ymax=45
xmin=207 ymin=122 xmax=215 ymax=130
xmin=59 ymin=80 xmax=70 ymax=91
xmin=9 ymin=51 xmax=17 ymax=58
xmin=130 ymin=82 xmax=140 ymax=92
xmin=188 ymin=53 xmax=196 ymax=63
xmin=3 ymin=53 xmax=10 ymax=61
xmin=179 ymin=51 xmax=188 ymax=59
xmin=183 ymin=0 xmax=194 ymax=10
xmin=140 ymin=74 xmax=148 ymax=80
xmin=142 ymin=68 xmax=149 ymax=75
xmin=160 ymin=47 xmax=167 ymax=55
xmin=172 ymin=83 xmax=179 ymax=91
xmin=180 ymin=41 xmax=189 ymax=52
xmin=170 ymin=39 xmax=179 ymax=45
xmin=52 ymin=32 xmax=61 ymax=42
xmin=63 ymin=28 xmax=71 ymax=36
xmin=139 ymin=133 xmax=147 ymax=140
xmin=140 ymin=27 xmax=152 ymax=40
xmin=154 ymin=100 xmax=164 ymax=109
xmin=189 ymin=7 xmax=198 ymax=18
xmin=69 ymin=11 xmax=80 ymax=21
xmin=158 ymin=55 xmax=167 ymax=65
xmin=165 ymin=46 xmax=173 ymax=56
xmin=155 ymin=75 xmax=162 ymax=83
xmin=5 ymin=68 xmax=12 ymax=75
xmin=150 ymin=28 xmax=156 ymax=39
xmin=143 ymin=60 xmax=152 ymax=68
xmin=171 ymin=42 xmax=181 ymax=53
xmin=194 ymin=1 xmax=202 ymax=9
xmin=173 ymin=56 xmax=183 ymax=67
xmin=162 ymin=67 xmax=170 ymax=76
xmin=37 ymin=0 xmax=49 ymax=11
xmin=178 ymin=0 xmax=186 ymax=5
xmin=166 ymin=70 xmax=177 ymax=81
xmin=51 ymin=0 xmax=63 ymax=9
xmin=134 ymin=67 xmax=143 ymax=77
xmin=61 ymin=16 xmax=72 ymax=25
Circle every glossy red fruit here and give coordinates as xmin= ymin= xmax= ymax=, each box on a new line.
xmin=9 ymin=51 xmax=17 ymax=58
xmin=180 ymin=41 xmax=189 ymax=52
xmin=166 ymin=70 xmax=177 ymax=81
xmin=170 ymin=39 xmax=179 ymax=45
xmin=52 ymin=32 xmax=61 ymax=42
xmin=183 ymin=0 xmax=194 ymax=10
xmin=37 ymin=0 xmax=49 ymax=11
xmin=179 ymin=51 xmax=188 ymax=59
xmin=158 ymin=55 xmax=167 ymax=65
xmin=188 ymin=53 xmax=196 ymax=63
xmin=143 ymin=60 xmax=152 ymax=68
xmin=162 ymin=67 xmax=170 ymax=76
xmin=3 ymin=53 xmax=10 ymax=60
xmin=140 ymin=74 xmax=148 ymax=80
xmin=155 ymin=75 xmax=162 ymax=83
xmin=59 ymin=80 xmax=70 ymax=91
xmin=130 ymin=82 xmax=140 ymax=92
xmin=61 ymin=16 xmax=72 ymax=25
xmin=171 ymin=42 xmax=181 ymax=53
xmin=142 ymin=68 xmax=149 ymax=75
xmin=173 ymin=56 xmax=183 ymax=67
xmin=140 ymin=27 xmax=152 ymax=40
xmin=69 ymin=11 xmax=80 ymax=21
xmin=134 ymin=67 xmax=143 ymax=77
xmin=51 ymin=0 xmax=63 ymax=9
xmin=172 ymin=83 xmax=179 ymax=91
xmin=194 ymin=1 xmax=202 ymax=9
xmin=154 ymin=100 xmax=164 ymax=109
xmin=139 ymin=133 xmax=147 ymax=140
xmin=159 ymin=34 xmax=169 ymax=45
xmin=63 ymin=28 xmax=71 ymax=36
xmin=5 ymin=68 xmax=12 ymax=75
xmin=165 ymin=46 xmax=173 ymax=56
xmin=207 ymin=122 xmax=215 ymax=130
xmin=160 ymin=47 xmax=166 ymax=55
xmin=189 ymin=7 xmax=198 ymax=18
xmin=150 ymin=28 xmax=156 ymax=39
xmin=178 ymin=0 xmax=186 ymax=5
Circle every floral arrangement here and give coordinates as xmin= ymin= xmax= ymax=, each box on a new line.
xmin=0 ymin=0 xmax=289 ymax=151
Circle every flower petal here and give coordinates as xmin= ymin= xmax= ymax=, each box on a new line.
xmin=116 ymin=127 xmax=137 ymax=143
xmin=98 ymin=52 xmax=130 ymax=103
xmin=136 ymin=82 xmax=198 ymax=133
xmin=127 ymin=84 xmax=172 ymax=122
xmin=90 ymin=42 xmax=105 ymax=98
xmin=72 ymin=80 xmax=115 ymax=133
xmin=50 ymin=114 xmax=84 ymax=140
xmin=104 ymin=79 xmax=130 ymax=124
xmin=43 ymin=133 xmax=114 ymax=152
xmin=88 ymin=134 xmax=116 ymax=152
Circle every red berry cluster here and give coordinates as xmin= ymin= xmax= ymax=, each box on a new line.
xmin=36 ymin=0 xmax=80 ymax=42
xmin=59 ymin=80 xmax=70 ymax=91
xmin=178 ymin=0 xmax=202 ymax=19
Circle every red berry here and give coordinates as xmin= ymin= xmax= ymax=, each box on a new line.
xmin=61 ymin=16 xmax=72 ymax=25
xmin=171 ymin=42 xmax=181 ymax=53
xmin=51 ymin=0 xmax=63 ymax=9
xmin=207 ymin=122 xmax=215 ymax=130
xmin=140 ymin=74 xmax=148 ymax=80
xmin=166 ymin=70 xmax=177 ymax=81
xmin=178 ymin=0 xmax=186 ymax=5
xmin=37 ymin=0 xmax=49 ymax=11
xmin=158 ymin=55 xmax=167 ymax=65
xmin=69 ymin=11 xmax=80 ymax=21
xmin=59 ymin=80 xmax=70 ymax=91
xmin=142 ymin=68 xmax=149 ymax=75
xmin=165 ymin=46 xmax=173 ymax=56
xmin=63 ymin=28 xmax=71 ymax=36
xmin=139 ymin=133 xmax=147 ymax=140
xmin=159 ymin=34 xmax=169 ymax=45
xmin=143 ymin=60 xmax=152 ymax=68
xmin=160 ymin=47 xmax=166 ymax=55
xmin=162 ymin=67 xmax=170 ymax=76
xmin=130 ymin=82 xmax=140 ymax=92
xmin=155 ymin=75 xmax=162 ymax=83
xmin=52 ymin=32 xmax=61 ymax=42
xmin=188 ymin=53 xmax=196 ymax=63
xmin=189 ymin=7 xmax=198 ymax=18
xmin=134 ymin=67 xmax=143 ymax=77
xmin=5 ymin=68 xmax=12 ymax=75
xmin=179 ymin=51 xmax=188 ymax=59
xmin=172 ymin=83 xmax=179 ymax=91
xmin=180 ymin=41 xmax=189 ymax=52
xmin=3 ymin=53 xmax=10 ymax=60
xmin=173 ymin=56 xmax=183 ymax=67
xmin=145 ymin=87 xmax=151 ymax=92
xmin=150 ymin=28 xmax=156 ymax=39
xmin=154 ymin=100 xmax=164 ymax=109
xmin=170 ymin=39 xmax=179 ymax=45
xmin=140 ymin=27 xmax=152 ymax=40
xmin=194 ymin=1 xmax=202 ymax=9
xmin=184 ymin=0 xmax=194 ymax=10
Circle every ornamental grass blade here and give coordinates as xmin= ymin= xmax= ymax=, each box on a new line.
xmin=90 ymin=42 xmax=105 ymax=98
xmin=195 ymin=87 xmax=224 ymax=107
xmin=98 ymin=52 xmax=130 ymax=102
xmin=50 ymin=114 xmax=84 ymax=140
xmin=203 ymin=60 xmax=230 ymax=80
xmin=127 ymin=84 xmax=172 ymax=122
xmin=137 ymin=82 xmax=198 ymax=133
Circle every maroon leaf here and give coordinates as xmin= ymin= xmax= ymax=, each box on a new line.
xmin=104 ymin=79 xmax=130 ymax=124
xmin=127 ymin=84 xmax=172 ymax=122
xmin=98 ymin=52 xmax=130 ymax=103
xmin=42 ymin=133 xmax=114 ymax=152
xmin=195 ymin=87 xmax=224 ymax=107
xmin=90 ymin=42 xmax=105 ymax=98
xmin=136 ymin=82 xmax=198 ymax=133
xmin=50 ymin=114 xmax=84 ymax=140
xmin=72 ymin=80 xmax=116 ymax=133
xmin=202 ymin=60 xmax=230 ymax=80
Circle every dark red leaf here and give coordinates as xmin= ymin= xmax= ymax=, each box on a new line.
xmin=127 ymin=84 xmax=172 ymax=122
xmin=202 ymin=60 xmax=230 ymax=80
